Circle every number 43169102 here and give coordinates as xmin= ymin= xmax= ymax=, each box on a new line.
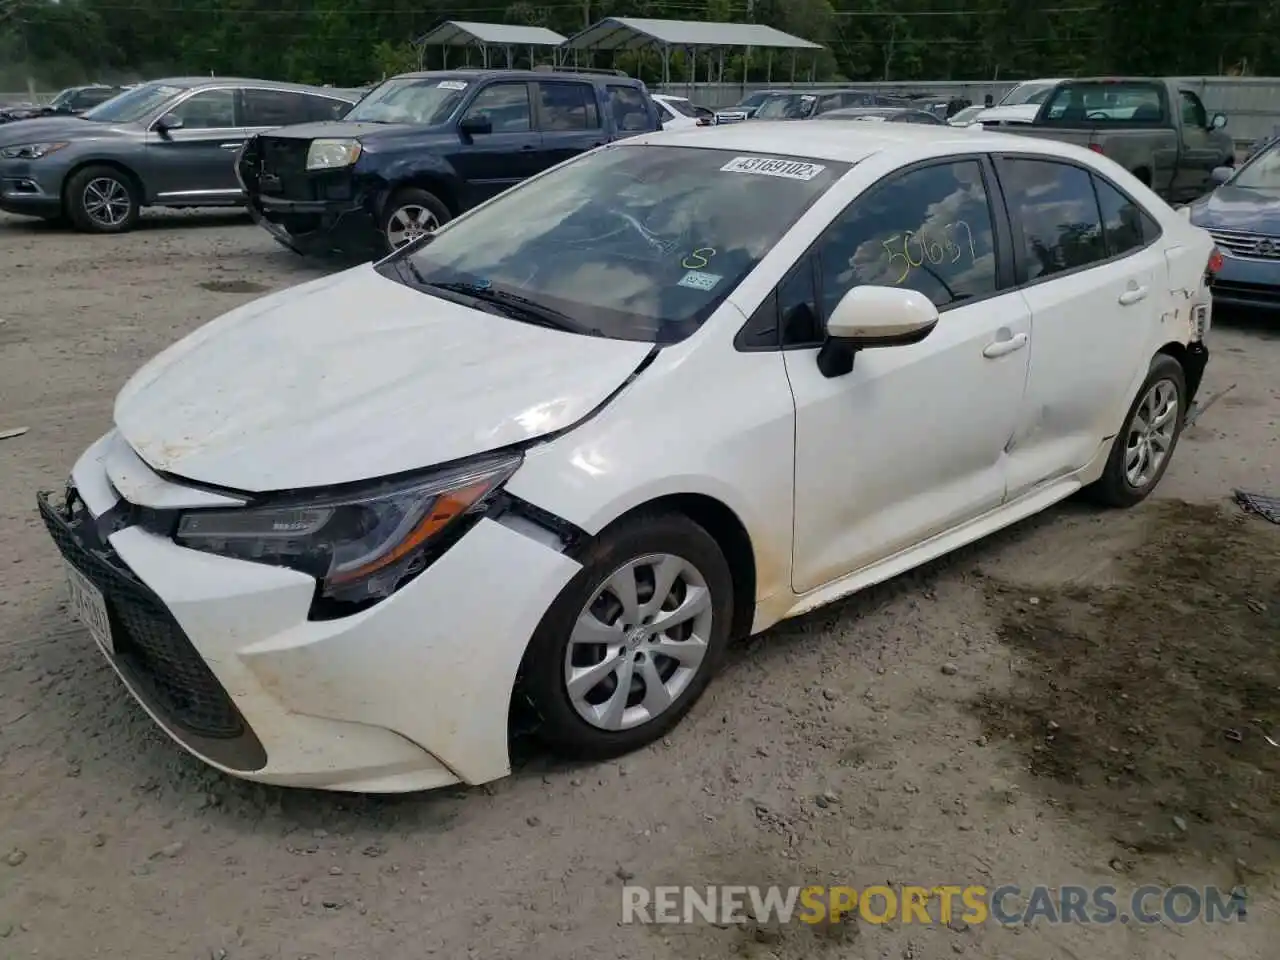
xmin=881 ymin=221 xmax=976 ymax=284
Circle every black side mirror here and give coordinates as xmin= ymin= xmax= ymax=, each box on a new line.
xmin=458 ymin=114 xmax=492 ymax=140
xmin=155 ymin=113 xmax=184 ymax=138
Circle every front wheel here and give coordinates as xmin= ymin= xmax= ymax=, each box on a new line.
xmin=1087 ymin=354 xmax=1187 ymax=508
xmin=378 ymin=187 xmax=451 ymax=255
xmin=520 ymin=512 xmax=733 ymax=761
xmin=64 ymin=165 xmax=140 ymax=233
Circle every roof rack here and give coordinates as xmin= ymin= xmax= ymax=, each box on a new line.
xmin=532 ymin=64 xmax=630 ymax=77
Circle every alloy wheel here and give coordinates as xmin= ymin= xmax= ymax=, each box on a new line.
xmin=1124 ymin=378 xmax=1180 ymax=488
xmin=82 ymin=177 xmax=131 ymax=228
xmin=385 ymin=204 xmax=439 ymax=249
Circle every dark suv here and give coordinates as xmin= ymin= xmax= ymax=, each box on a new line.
xmin=238 ymin=68 xmax=662 ymax=257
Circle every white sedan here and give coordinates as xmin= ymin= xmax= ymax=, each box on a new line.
xmin=41 ymin=122 xmax=1214 ymax=793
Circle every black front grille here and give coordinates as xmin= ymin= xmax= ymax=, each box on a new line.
xmin=258 ymin=137 xmax=317 ymax=200
xmin=38 ymin=491 xmax=246 ymax=740
xmin=1211 ymin=279 xmax=1280 ymax=304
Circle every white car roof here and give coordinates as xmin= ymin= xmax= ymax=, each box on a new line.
xmin=627 ymin=121 xmax=1098 ymax=167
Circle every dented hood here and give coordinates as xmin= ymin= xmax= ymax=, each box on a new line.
xmin=114 ymin=264 xmax=651 ymax=492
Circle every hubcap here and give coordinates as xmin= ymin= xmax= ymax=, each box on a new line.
xmin=83 ymin=177 xmax=131 ymax=227
xmin=1124 ymin=378 xmax=1179 ymax=488
xmin=386 ymin=204 xmax=438 ymax=249
xmin=564 ymin=553 xmax=713 ymax=731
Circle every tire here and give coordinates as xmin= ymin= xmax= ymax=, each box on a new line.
xmin=520 ymin=511 xmax=734 ymax=761
xmin=378 ymin=187 xmax=451 ymax=255
xmin=64 ymin=164 xmax=140 ymax=234
xmin=1086 ymin=354 xmax=1187 ymax=508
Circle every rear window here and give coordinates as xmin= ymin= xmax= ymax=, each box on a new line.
xmin=389 ymin=145 xmax=849 ymax=344
xmin=1042 ymin=83 xmax=1165 ymax=124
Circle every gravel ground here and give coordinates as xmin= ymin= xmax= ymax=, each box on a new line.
xmin=0 ymin=209 xmax=1277 ymax=960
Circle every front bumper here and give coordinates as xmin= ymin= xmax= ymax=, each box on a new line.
xmin=1207 ymin=253 xmax=1280 ymax=312
xmin=0 ymin=160 xmax=63 ymax=218
xmin=39 ymin=433 xmax=582 ymax=792
xmin=248 ymin=195 xmax=382 ymax=258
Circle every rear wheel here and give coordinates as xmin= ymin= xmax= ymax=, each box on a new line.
xmin=520 ymin=512 xmax=733 ymax=760
xmin=1086 ymin=354 xmax=1186 ymax=508
xmin=64 ymin=165 xmax=140 ymax=233
xmin=378 ymin=187 xmax=450 ymax=255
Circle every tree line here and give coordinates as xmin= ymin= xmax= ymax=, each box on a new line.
xmin=2 ymin=0 xmax=1278 ymax=94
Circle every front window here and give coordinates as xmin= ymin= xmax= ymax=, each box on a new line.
xmin=344 ymin=77 xmax=468 ymax=125
xmin=1228 ymin=142 xmax=1280 ymax=191
xmin=83 ymin=82 xmax=182 ymax=123
xmin=755 ymin=94 xmax=816 ymax=120
xmin=386 ymin=145 xmax=848 ymax=344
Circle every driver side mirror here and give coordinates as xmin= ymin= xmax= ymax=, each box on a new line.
xmin=817 ymin=286 xmax=939 ymax=379
xmin=1210 ymin=165 xmax=1233 ymax=186
xmin=1210 ymin=113 xmax=1227 ymax=130
xmin=458 ymin=114 xmax=492 ymax=141
xmin=155 ymin=113 xmax=184 ymax=137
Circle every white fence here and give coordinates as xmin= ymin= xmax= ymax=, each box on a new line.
xmin=9 ymin=76 xmax=1280 ymax=144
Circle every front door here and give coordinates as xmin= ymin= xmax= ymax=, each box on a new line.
xmin=993 ymin=156 xmax=1167 ymax=497
xmin=783 ymin=158 xmax=1030 ymax=593
xmin=1174 ymin=90 xmax=1220 ymax=200
xmin=534 ymin=80 xmax=608 ymax=169
xmin=446 ymin=81 xmax=543 ymax=207
xmin=143 ymin=87 xmax=248 ymax=203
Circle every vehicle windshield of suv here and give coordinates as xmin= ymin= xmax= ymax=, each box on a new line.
xmin=386 ymin=144 xmax=848 ymax=344
xmin=731 ymin=91 xmax=773 ymax=111
xmin=1228 ymin=142 xmax=1280 ymax=190
xmin=998 ymin=81 xmax=1058 ymax=106
xmin=49 ymin=88 xmax=80 ymax=109
xmin=663 ymin=98 xmax=698 ymax=118
xmin=755 ymin=94 xmax=817 ymax=120
xmin=82 ymin=83 xmax=181 ymax=123
xmin=344 ymin=77 xmax=468 ymax=124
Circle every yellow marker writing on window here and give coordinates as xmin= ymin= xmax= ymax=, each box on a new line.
xmin=882 ymin=221 xmax=976 ymax=283
xmin=681 ymin=247 xmax=716 ymax=270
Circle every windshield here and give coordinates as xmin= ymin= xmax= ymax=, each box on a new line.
xmin=734 ymin=91 xmax=772 ymax=110
xmin=49 ymin=88 xmax=78 ymax=108
xmin=1228 ymin=142 xmax=1280 ymax=190
xmin=755 ymin=94 xmax=816 ymax=120
xmin=388 ymin=144 xmax=847 ymax=344
xmin=949 ymin=106 xmax=985 ymax=124
xmin=999 ymin=81 xmax=1058 ymax=106
xmin=345 ymin=77 xmax=468 ymax=124
xmin=83 ymin=83 xmax=182 ymax=123
xmin=662 ymin=98 xmax=697 ymax=118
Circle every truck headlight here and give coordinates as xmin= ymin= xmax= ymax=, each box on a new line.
xmin=0 ymin=141 xmax=69 ymax=160
xmin=174 ymin=453 xmax=522 ymax=613
xmin=305 ymin=138 xmax=362 ymax=171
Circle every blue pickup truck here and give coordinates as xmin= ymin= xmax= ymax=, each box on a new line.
xmin=239 ymin=67 xmax=662 ymax=257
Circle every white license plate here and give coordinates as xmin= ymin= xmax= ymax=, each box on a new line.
xmin=65 ymin=562 xmax=114 ymax=654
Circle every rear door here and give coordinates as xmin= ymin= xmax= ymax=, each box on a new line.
xmin=143 ymin=86 xmax=248 ymax=202
xmin=446 ymin=81 xmax=542 ymax=206
xmin=534 ymin=80 xmax=607 ymax=169
xmin=995 ymin=155 xmax=1168 ymax=497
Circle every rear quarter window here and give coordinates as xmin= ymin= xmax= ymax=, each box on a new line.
xmin=606 ymin=85 xmax=653 ymax=132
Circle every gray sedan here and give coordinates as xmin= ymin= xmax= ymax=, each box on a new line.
xmin=0 ymin=77 xmax=360 ymax=233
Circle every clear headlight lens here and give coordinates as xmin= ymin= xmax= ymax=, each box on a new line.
xmin=174 ymin=453 xmax=522 ymax=607
xmin=305 ymin=138 xmax=362 ymax=171
xmin=0 ymin=141 xmax=69 ymax=160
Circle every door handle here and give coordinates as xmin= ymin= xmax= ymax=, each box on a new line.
xmin=982 ymin=332 xmax=1028 ymax=359
xmin=1118 ymin=286 xmax=1149 ymax=305
xmin=220 ymin=142 xmax=244 ymax=150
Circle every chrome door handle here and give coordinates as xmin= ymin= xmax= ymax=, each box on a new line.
xmin=220 ymin=142 xmax=244 ymax=150
xmin=1118 ymin=286 xmax=1148 ymax=305
xmin=982 ymin=332 xmax=1028 ymax=359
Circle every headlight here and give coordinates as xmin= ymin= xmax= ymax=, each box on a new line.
xmin=0 ymin=141 xmax=69 ymax=160
xmin=305 ymin=138 xmax=362 ymax=171
xmin=173 ymin=453 xmax=521 ymax=611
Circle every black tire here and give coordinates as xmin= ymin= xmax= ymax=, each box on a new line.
xmin=378 ymin=187 xmax=451 ymax=255
xmin=521 ymin=511 xmax=734 ymax=761
xmin=1086 ymin=354 xmax=1187 ymax=508
xmin=64 ymin=164 xmax=140 ymax=234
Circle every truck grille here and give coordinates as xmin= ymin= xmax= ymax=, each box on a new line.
xmin=1209 ymin=229 xmax=1280 ymax=261
xmin=37 ymin=492 xmax=256 ymax=747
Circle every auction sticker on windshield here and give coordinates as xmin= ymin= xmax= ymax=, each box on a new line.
xmin=720 ymin=157 xmax=826 ymax=180
xmin=677 ymin=270 xmax=722 ymax=291
xmin=438 ymin=80 xmax=468 ymax=90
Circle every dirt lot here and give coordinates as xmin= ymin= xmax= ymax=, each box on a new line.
xmin=0 ymin=210 xmax=1277 ymax=960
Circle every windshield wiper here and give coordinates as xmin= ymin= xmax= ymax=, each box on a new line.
xmin=425 ymin=281 xmax=603 ymax=337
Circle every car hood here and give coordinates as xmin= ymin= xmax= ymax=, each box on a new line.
xmin=113 ymin=264 xmax=654 ymax=492
xmin=0 ymin=115 xmax=128 ymax=144
xmin=1189 ymin=184 xmax=1280 ymax=234
xmin=258 ymin=120 xmax=438 ymax=141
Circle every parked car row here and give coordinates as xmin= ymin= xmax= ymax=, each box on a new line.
xmin=0 ymin=83 xmax=133 ymax=124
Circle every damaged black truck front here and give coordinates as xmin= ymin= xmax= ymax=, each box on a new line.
xmin=237 ymin=68 xmax=660 ymax=258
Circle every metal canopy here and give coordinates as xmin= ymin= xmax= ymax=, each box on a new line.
xmin=564 ymin=17 xmax=822 ymax=52
xmin=417 ymin=20 xmax=568 ymax=48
